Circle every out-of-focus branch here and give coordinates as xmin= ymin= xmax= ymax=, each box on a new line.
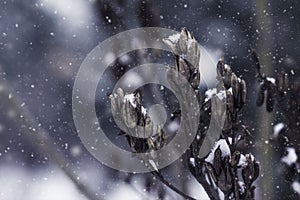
xmin=0 ymin=70 xmax=99 ymax=200
xmin=254 ymin=0 xmax=275 ymax=198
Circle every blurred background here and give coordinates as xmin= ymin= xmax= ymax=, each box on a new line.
xmin=0 ymin=0 xmax=299 ymax=199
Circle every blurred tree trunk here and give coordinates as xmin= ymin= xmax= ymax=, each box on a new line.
xmin=254 ymin=0 xmax=275 ymax=199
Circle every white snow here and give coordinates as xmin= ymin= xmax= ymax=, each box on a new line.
xmin=205 ymin=88 xmax=226 ymax=102
xmin=148 ymin=159 xmax=158 ymax=171
xmin=205 ymin=139 xmax=231 ymax=164
xmin=205 ymin=88 xmax=217 ymax=102
xmin=124 ymin=93 xmax=136 ymax=107
xmin=266 ymin=77 xmax=276 ymax=84
xmin=167 ymin=33 xmax=181 ymax=43
xmin=189 ymin=157 xmax=195 ymax=167
xmin=273 ymin=123 xmax=284 ymax=137
xmin=224 ymin=64 xmax=230 ymax=70
xmin=186 ymin=38 xmax=194 ymax=49
xmin=0 ymin=164 xmax=88 ymax=200
xmin=281 ymin=147 xmax=298 ymax=166
xmin=217 ymin=188 xmax=225 ymax=200
xmin=238 ymin=154 xmax=247 ymax=168
xmin=292 ymin=181 xmax=300 ymax=194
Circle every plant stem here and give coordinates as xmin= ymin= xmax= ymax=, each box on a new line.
xmin=151 ymin=171 xmax=197 ymax=200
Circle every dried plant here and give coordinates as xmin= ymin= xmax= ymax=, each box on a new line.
xmin=109 ymin=28 xmax=260 ymax=200
xmin=253 ymin=51 xmax=300 ymax=197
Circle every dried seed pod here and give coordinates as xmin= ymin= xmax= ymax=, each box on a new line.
xmin=231 ymin=73 xmax=239 ymax=101
xmin=134 ymin=91 xmax=143 ymax=120
xmin=109 ymin=94 xmax=118 ymax=113
xmin=226 ymin=90 xmax=234 ymax=114
xmin=218 ymin=157 xmax=233 ymax=193
xmin=178 ymin=28 xmax=188 ymax=54
xmin=153 ymin=126 xmax=167 ymax=150
xmin=266 ymin=87 xmax=275 ymax=112
xmin=217 ymin=60 xmax=225 ymax=77
xmin=116 ymin=88 xmax=125 ymax=108
xmin=256 ymin=83 xmax=267 ymax=107
xmin=230 ymin=151 xmax=241 ymax=167
xmin=190 ymin=70 xmax=200 ymax=90
xmin=125 ymin=135 xmax=136 ymax=152
xmin=122 ymin=100 xmax=137 ymax=128
xmin=143 ymin=115 xmax=154 ymax=138
xmin=187 ymin=35 xmax=200 ymax=69
xmin=238 ymin=79 xmax=247 ymax=109
xmin=256 ymin=89 xmax=265 ymax=106
xmin=177 ymin=57 xmax=190 ymax=80
xmin=222 ymin=111 xmax=232 ymax=134
xmin=147 ymin=137 xmax=155 ymax=151
xmin=242 ymin=154 xmax=260 ymax=187
xmin=213 ymin=146 xmax=222 ymax=177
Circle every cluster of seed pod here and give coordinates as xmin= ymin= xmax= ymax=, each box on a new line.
xmin=252 ymin=51 xmax=278 ymax=112
xmin=109 ymin=88 xmax=167 ymax=153
xmin=253 ymin=51 xmax=300 ymax=197
xmin=208 ymin=145 xmax=260 ymax=199
xmin=216 ymin=59 xmax=247 ymax=134
xmin=163 ymin=27 xmax=200 ymax=90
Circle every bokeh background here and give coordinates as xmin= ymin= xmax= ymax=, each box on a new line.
xmin=0 ymin=0 xmax=299 ymax=199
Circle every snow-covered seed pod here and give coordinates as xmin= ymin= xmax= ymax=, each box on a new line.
xmin=230 ymin=151 xmax=241 ymax=167
xmin=122 ymin=100 xmax=137 ymax=129
xmin=242 ymin=154 xmax=260 ymax=186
